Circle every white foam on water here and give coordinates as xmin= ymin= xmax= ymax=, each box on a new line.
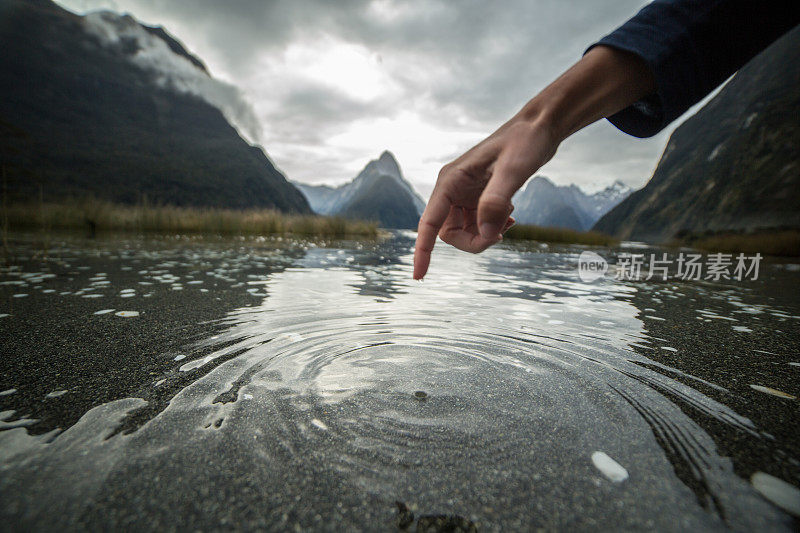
xmin=0 ymin=314 xmax=9 ymax=318
xmin=174 ymin=355 xmax=186 ymax=361
xmin=278 ymin=333 xmax=305 ymax=343
xmin=45 ymin=390 xmax=68 ymax=398
xmin=311 ymin=419 xmax=328 ymax=431
xmin=93 ymin=309 xmax=115 ymax=315
xmin=115 ymin=311 xmax=140 ymax=318
xmin=12 ymin=294 xmax=28 ymax=298
xmin=750 ymin=472 xmax=800 ymax=516
xmin=0 ymin=388 xmax=17 ymax=396
xmin=732 ymin=326 xmax=753 ymax=333
xmin=591 ymin=451 xmax=629 ymax=482
xmin=661 ymin=347 xmax=678 ymax=352
xmin=82 ymin=294 xmax=104 ymax=299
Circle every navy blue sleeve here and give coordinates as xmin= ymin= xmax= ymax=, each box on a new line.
xmin=587 ymin=0 xmax=800 ymax=138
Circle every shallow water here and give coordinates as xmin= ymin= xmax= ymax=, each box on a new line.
xmin=0 ymin=232 xmax=798 ymax=531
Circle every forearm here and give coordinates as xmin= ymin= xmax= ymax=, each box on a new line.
xmin=516 ymin=45 xmax=655 ymax=142
xmin=590 ymin=0 xmax=799 ymax=137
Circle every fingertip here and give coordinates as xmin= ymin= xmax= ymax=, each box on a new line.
xmin=413 ymin=252 xmax=430 ymax=280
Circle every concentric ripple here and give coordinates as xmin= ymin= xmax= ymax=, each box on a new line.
xmin=1 ymin=236 xmax=797 ymax=531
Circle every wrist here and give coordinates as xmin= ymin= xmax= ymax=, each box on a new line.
xmin=517 ymin=45 xmax=655 ymax=141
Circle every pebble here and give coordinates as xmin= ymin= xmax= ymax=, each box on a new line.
xmin=751 ymin=472 xmax=800 ymax=516
xmin=591 ymin=451 xmax=629 ymax=482
xmin=749 ymin=385 xmax=796 ymax=399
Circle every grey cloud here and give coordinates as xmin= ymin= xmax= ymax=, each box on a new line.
xmin=57 ymin=0 xmax=669 ymax=193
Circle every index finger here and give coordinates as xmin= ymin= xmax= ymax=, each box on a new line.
xmin=413 ymin=189 xmax=451 ymax=280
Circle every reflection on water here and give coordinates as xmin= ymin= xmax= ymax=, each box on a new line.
xmin=0 ymin=232 xmax=798 ymax=531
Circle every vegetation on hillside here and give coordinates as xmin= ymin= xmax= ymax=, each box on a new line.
xmin=0 ymin=0 xmax=309 ymax=212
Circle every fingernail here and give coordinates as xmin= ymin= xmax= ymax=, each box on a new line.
xmin=480 ymin=223 xmax=500 ymax=239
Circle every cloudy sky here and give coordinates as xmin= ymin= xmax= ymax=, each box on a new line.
xmin=57 ymin=0 xmax=702 ymax=198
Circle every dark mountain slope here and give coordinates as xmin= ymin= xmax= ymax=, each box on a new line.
xmin=0 ymin=0 xmax=309 ymax=212
xmin=594 ymin=26 xmax=800 ymax=242
xmin=294 ymin=151 xmax=424 ymax=228
xmin=339 ymin=174 xmax=420 ymax=229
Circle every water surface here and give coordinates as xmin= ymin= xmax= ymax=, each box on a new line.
xmin=1 ymin=232 xmax=798 ymax=531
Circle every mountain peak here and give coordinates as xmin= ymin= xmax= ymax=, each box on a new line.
xmin=512 ymin=175 xmax=633 ymax=230
xmin=608 ymin=180 xmax=631 ymax=191
xmin=370 ymin=150 xmax=401 ymax=180
xmin=294 ymin=151 xmax=426 ymax=222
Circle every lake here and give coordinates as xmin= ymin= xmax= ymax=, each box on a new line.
xmin=1 ymin=231 xmax=798 ymax=531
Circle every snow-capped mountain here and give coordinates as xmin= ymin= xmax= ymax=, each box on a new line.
xmin=511 ymin=176 xmax=633 ymax=231
xmin=294 ymin=151 xmax=425 ymax=229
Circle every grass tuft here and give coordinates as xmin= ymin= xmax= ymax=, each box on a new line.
xmin=683 ymin=230 xmax=800 ymax=257
xmin=3 ymin=200 xmax=379 ymax=238
xmin=504 ymin=224 xmax=617 ymax=246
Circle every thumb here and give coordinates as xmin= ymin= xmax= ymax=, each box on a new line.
xmin=477 ymin=165 xmax=520 ymax=240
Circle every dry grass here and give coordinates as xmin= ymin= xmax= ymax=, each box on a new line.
xmin=687 ymin=230 xmax=800 ymax=257
xmin=504 ymin=224 xmax=618 ymax=247
xmin=2 ymin=200 xmax=379 ymax=238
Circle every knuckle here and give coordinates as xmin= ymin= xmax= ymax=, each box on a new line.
xmin=479 ymin=193 xmax=511 ymax=211
xmin=437 ymin=163 xmax=454 ymax=181
xmin=439 ymin=163 xmax=481 ymax=185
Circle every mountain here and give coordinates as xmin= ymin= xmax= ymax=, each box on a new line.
xmin=594 ymin=25 xmax=800 ymax=242
xmin=294 ymin=151 xmax=425 ymax=228
xmin=0 ymin=0 xmax=310 ymax=212
xmin=511 ymin=176 xmax=632 ymax=231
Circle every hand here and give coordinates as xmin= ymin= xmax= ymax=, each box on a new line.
xmin=413 ymin=116 xmax=560 ymax=280
xmin=412 ymin=45 xmax=655 ymax=280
